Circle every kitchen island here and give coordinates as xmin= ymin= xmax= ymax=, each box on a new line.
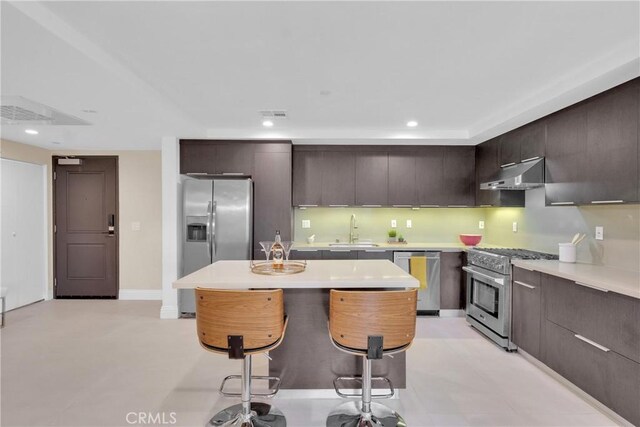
xmin=173 ymin=259 xmax=419 ymax=392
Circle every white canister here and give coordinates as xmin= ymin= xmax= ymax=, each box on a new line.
xmin=558 ymin=243 xmax=577 ymax=263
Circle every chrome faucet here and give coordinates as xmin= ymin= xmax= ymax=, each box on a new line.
xmin=349 ymin=214 xmax=358 ymax=244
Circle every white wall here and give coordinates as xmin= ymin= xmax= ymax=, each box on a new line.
xmin=1 ymin=158 xmax=48 ymax=309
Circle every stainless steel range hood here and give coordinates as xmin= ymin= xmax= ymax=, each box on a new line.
xmin=480 ymin=158 xmax=545 ymax=190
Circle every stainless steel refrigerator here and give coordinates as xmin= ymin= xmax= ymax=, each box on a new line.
xmin=179 ymin=176 xmax=253 ymax=315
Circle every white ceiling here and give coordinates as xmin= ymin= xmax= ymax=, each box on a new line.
xmin=1 ymin=1 xmax=638 ymax=150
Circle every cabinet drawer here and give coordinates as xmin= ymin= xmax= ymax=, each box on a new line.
xmin=322 ymin=250 xmax=357 ymax=260
xmin=512 ymin=273 xmax=542 ymax=358
xmin=357 ymin=250 xmax=393 ymax=261
xmin=544 ymin=273 xmax=640 ymax=363
xmin=513 ymin=266 xmax=541 ymax=288
xmin=544 ymin=320 xmax=640 ymax=426
xmin=289 ymin=250 xmax=322 ymax=260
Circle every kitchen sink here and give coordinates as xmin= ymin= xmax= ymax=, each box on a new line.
xmin=328 ymin=243 xmax=380 ymax=248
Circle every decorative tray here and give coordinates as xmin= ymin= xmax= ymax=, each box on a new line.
xmin=250 ymin=260 xmax=307 ymax=275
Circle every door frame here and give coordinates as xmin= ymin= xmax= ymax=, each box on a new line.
xmin=52 ymin=155 xmax=120 ymax=299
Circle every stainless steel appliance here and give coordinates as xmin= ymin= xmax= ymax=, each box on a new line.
xmin=464 ymin=248 xmax=557 ymax=350
xmin=480 ymin=158 xmax=545 ymax=190
xmin=180 ymin=176 xmax=253 ymax=315
xmin=394 ymin=251 xmax=440 ymax=315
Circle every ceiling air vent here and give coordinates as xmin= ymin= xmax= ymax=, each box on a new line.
xmin=260 ymin=110 xmax=288 ymax=120
xmin=0 ymin=96 xmax=89 ymax=125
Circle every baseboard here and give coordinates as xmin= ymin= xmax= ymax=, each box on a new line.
xmin=439 ymin=309 xmax=465 ymax=318
xmin=518 ymin=348 xmax=634 ymax=427
xmin=119 ymin=289 xmax=162 ymax=300
xmin=160 ymin=304 xmax=179 ymax=319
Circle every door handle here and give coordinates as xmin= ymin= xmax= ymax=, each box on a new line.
xmin=462 ymin=266 xmax=504 ymax=285
xmin=107 ymin=214 xmax=115 ymax=236
xmin=206 ymin=202 xmax=213 ymax=259
xmin=211 ymin=201 xmax=217 ymax=258
xmin=514 ymin=280 xmax=536 ymax=290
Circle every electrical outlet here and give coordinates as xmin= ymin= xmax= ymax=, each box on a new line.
xmin=131 ymin=221 xmax=141 ymax=231
xmin=406 ymin=219 xmax=412 ymax=228
xmin=479 ymin=221 xmax=485 ymax=230
xmin=302 ymin=220 xmax=311 ymax=229
xmin=595 ymin=226 xmax=604 ymax=240
xmin=391 ymin=219 xmax=397 ymax=228
xmin=512 ymin=222 xmax=518 ymax=233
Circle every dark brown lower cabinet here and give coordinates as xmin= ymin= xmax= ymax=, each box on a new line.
xmin=321 ymin=250 xmax=357 ymax=260
xmin=288 ymin=249 xmax=323 ymax=260
xmin=440 ymin=252 xmax=464 ymax=310
xmin=511 ymin=268 xmax=542 ymax=359
xmin=357 ymin=250 xmax=393 ymax=261
xmin=544 ymin=320 xmax=640 ymax=426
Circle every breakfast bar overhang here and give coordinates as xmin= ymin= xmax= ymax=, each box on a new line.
xmin=173 ymin=259 xmax=419 ymax=391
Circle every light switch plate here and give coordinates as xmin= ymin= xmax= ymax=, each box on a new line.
xmin=512 ymin=222 xmax=518 ymax=232
xmin=595 ymin=226 xmax=604 ymax=240
xmin=302 ymin=220 xmax=311 ymax=229
xmin=479 ymin=221 xmax=485 ymax=230
xmin=391 ymin=219 xmax=397 ymax=228
xmin=406 ymin=219 xmax=412 ymax=228
xmin=131 ymin=221 xmax=141 ymax=231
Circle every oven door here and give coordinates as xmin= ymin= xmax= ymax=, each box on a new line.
xmin=463 ymin=266 xmax=508 ymax=337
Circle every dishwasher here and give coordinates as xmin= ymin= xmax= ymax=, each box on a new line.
xmin=393 ymin=251 xmax=441 ymax=315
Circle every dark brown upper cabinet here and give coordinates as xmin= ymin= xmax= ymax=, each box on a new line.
xmin=215 ymin=143 xmax=254 ymax=175
xmin=442 ymin=146 xmax=476 ymax=206
xmin=388 ymin=152 xmax=418 ymax=206
xmin=545 ymin=103 xmax=589 ymax=205
xmin=253 ymin=151 xmax=292 ymax=246
xmin=292 ymin=150 xmax=323 ymax=206
xmin=180 ymin=140 xmax=218 ymax=174
xmin=321 ymin=151 xmax=356 ymax=206
xmin=355 ymin=152 xmax=388 ymax=206
xmin=475 ymin=138 xmax=525 ymax=207
xmin=416 ymin=147 xmax=446 ymax=206
xmin=499 ymin=121 xmax=546 ymax=168
xmin=584 ymin=81 xmax=639 ymax=204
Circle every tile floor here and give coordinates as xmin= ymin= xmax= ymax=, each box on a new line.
xmin=1 ymin=300 xmax=620 ymax=427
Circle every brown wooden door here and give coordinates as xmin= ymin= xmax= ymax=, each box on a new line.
xmin=54 ymin=156 xmax=118 ymax=298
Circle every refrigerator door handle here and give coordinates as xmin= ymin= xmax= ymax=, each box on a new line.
xmin=206 ymin=201 xmax=213 ymax=260
xmin=211 ymin=201 xmax=217 ymax=258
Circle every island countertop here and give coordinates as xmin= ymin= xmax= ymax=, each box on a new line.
xmin=172 ymin=259 xmax=419 ymax=289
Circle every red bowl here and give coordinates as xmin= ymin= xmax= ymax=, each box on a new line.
xmin=459 ymin=234 xmax=483 ymax=246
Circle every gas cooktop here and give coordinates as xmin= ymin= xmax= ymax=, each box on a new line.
xmin=467 ymin=247 xmax=558 ymax=275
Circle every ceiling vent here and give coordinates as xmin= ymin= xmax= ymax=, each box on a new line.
xmin=260 ymin=110 xmax=288 ymax=120
xmin=1 ymin=96 xmax=90 ymax=125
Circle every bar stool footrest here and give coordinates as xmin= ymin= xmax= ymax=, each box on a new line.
xmin=219 ymin=374 xmax=282 ymax=398
xmin=333 ymin=375 xmax=395 ymax=399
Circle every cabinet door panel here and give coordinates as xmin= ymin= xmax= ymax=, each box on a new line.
xmin=215 ymin=143 xmax=254 ymax=175
xmin=416 ymin=147 xmax=445 ymax=206
xmin=443 ymin=146 xmax=475 ymax=206
xmin=499 ymin=134 xmax=520 ymax=167
xmin=545 ymin=104 xmax=588 ymax=205
xmin=322 ymin=152 xmax=356 ymax=206
xmin=322 ymin=250 xmax=357 ymax=260
xmin=292 ymin=150 xmax=323 ymax=206
xmin=512 ymin=268 xmax=542 ymax=358
xmin=253 ymin=152 xmax=292 ymax=248
xmin=180 ymin=141 xmax=217 ymax=174
xmin=440 ymin=252 xmax=463 ymax=310
xmin=388 ymin=153 xmax=417 ymax=206
xmin=357 ymin=251 xmax=393 ymax=261
xmin=289 ymin=250 xmax=322 ymax=260
xmin=518 ymin=121 xmax=546 ymax=162
xmin=544 ymin=273 xmax=640 ymax=363
xmin=356 ymin=152 xmax=388 ymax=205
xmin=585 ymin=83 xmax=639 ymax=203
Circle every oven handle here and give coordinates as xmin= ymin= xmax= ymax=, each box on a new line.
xmin=462 ymin=266 xmax=504 ymax=285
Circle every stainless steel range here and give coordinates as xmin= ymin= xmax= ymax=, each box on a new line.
xmin=464 ymin=248 xmax=558 ymax=350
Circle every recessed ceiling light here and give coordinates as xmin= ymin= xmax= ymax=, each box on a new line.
xmin=25 ymin=129 xmax=38 ymax=135
xmin=406 ymin=121 xmax=418 ymax=128
xmin=262 ymin=120 xmax=274 ymax=127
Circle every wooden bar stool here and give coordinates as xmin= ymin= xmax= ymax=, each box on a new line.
xmin=196 ymin=288 xmax=288 ymax=427
xmin=326 ymin=289 xmax=417 ymax=427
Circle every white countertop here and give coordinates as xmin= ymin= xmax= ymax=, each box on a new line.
xmin=292 ymin=242 xmax=495 ymax=252
xmin=173 ymin=259 xmax=420 ymax=289
xmin=512 ymin=260 xmax=640 ymax=300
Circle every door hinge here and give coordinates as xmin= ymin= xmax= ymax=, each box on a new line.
xmin=53 ymin=171 xmax=57 ymax=180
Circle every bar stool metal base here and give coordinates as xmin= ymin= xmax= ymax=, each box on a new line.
xmin=326 ymin=401 xmax=406 ymax=427
xmin=208 ymin=402 xmax=286 ymax=427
